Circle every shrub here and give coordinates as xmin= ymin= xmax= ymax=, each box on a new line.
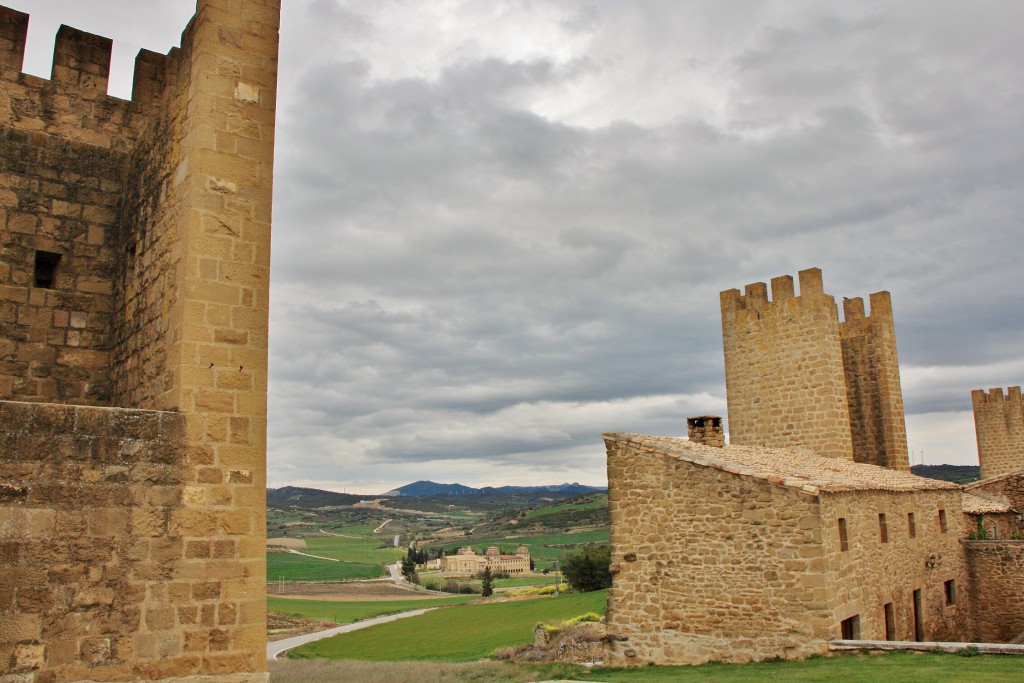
xmin=562 ymin=546 xmax=612 ymax=592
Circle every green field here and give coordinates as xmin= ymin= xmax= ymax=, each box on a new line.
xmin=268 ymin=595 xmax=475 ymax=624
xmin=290 ymin=591 xmax=608 ymax=662
xmin=266 ymin=552 xmax=386 ymax=582
xmin=524 ymin=496 xmax=607 ymax=521
xmin=426 ymin=530 xmax=609 ymax=570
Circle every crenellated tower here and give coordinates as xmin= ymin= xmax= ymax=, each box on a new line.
xmin=721 ymin=268 xmax=909 ymax=470
xmin=0 ymin=2 xmax=280 ymax=682
xmin=972 ymin=387 xmax=1024 ymax=479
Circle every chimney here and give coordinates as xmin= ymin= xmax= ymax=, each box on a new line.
xmin=687 ymin=416 xmax=725 ymax=447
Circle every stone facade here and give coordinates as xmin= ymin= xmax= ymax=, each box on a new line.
xmin=440 ymin=546 xmax=530 ymax=576
xmin=965 ymin=541 xmax=1024 ymax=643
xmin=0 ymin=2 xmax=279 ymax=681
xmin=604 ymin=435 xmax=981 ymax=666
xmin=972 ymin=387 xmax=1024 ymax=480
xmin=720 ymin=268 xmax=909 ymax=471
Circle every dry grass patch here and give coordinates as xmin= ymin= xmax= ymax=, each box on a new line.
xmin=268 ymin=659 xmax=583 ymax=682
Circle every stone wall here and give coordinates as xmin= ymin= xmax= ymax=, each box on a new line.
xmin=721 ymin=268 xmax=854 ymax=460
xmin=0 ymin=1 xmax=279 ymax=681
xmin=965 ymin=541 xmax=1024 ymax=642
xmin=604 ymin=436 xmax=833 ymax=666
xmin=965 ymin=472 xmax=1024 ymax=513
xmin=839 ymin=294 xmax=909 ymax=471
xmin=818 ymin=490 xmax=971 ymax=643
xmin=972 ymin=388 xmax=1024 ymax=480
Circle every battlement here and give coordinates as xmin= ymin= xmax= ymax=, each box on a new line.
xmin=973 ymin=387 xmax=1023 ymax=407
xmin=720 ymin=267 xmax=826 ymax=312
xmin=840 ymin=291 xmax=894 ymax=324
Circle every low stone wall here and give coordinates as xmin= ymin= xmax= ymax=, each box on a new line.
xmin=965 ymin=540 xmax=1024 ymax=642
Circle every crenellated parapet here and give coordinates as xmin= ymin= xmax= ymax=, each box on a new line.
xmin=973 ymin=387 xmax=1024 ymax=479
xmin=721 ymin=267 xmax=908 ymax=470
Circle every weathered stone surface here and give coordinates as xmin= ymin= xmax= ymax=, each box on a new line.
xmin=972 ymin=388 xmax=1024 ymax=479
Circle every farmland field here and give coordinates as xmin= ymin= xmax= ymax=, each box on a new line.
xmin=266 ymin=552 xmax=386 ymax=582
xmin=289 ymin=590 xmax=608 ymax=661
xmin=267 ymin=595 xmax=475 ymax=624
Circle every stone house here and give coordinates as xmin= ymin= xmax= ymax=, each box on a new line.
xmin=440 ymin=546 xmax=531 ymax=576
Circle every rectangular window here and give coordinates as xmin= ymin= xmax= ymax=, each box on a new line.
xmin=945 ymin=580 xmax=956 ymax=606
xmin=938 ymin=508 xmax=948 ymax=533
xmin=34 ymin=250 xmax=62 ymax=289
xmin=884 ymin=602 xmax=896 ymax=641
xmin=879 ymin=513 xmax=888 ymax=543
xmin=908 ymin=512 xmax=916 ymax=539
xmin=838 ymin=518 xmax=849 ymax=552
xmin=840 ymin=614 xmax=861 ymax=640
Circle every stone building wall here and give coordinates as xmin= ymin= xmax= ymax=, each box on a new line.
xmin=965 ymin=541 xmax=1024 ymax=642
xmin=818 ymin=489 xmax=971 ymax=643
xmin=964 ymin=472 xmax=1024 ymax=513
xmin=721 ymin=268 xmax=854 ymax=460
xmin=972 ymin=387 xmax=1024 ymax=480
xmin=0 ymin=2 xmax=279 ymax=681
xmin=838 ymin=294 xmax=909 ymax=471
xmin=604 ymin=435 xmax=833 ymax=666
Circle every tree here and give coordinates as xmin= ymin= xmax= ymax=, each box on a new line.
xmin=400 ymin=554 xmax=416 ymax=581
xmin=481 ymin=566 xmax=494 ymax=597
xmin=562 ymin=545 xmax=612 ymax=593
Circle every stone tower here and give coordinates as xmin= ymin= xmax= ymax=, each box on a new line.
xmin=0 ymin=1 xmax=279 ymax=681
xmin=972 ymin=387 xmax=1024 ymax=480
xmin=720 ymin=268 xmax=909 ymax=471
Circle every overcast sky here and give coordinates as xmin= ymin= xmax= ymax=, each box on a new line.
xmin=17 ymin=1 xmax=1024 ymax=492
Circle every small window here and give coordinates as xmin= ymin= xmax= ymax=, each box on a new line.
xmin=945 ymin=580 xmax=956 ymax=606
xmin=884 ymin=602 xmax=896 ymax=641
xmin=938 ymin=509 xmax=948 ymax=534
xmin=879 ymin=513 xmax=889 ymax=544
xmin=838 ymin=518 xmax=849 ymax=552
xmin=908 ymin=512 xmax=916 ymax=539
xmin=34 ymin=250 xmax=62 ymax=289
xmin=840 ymin=614 xmax=861 ymax=640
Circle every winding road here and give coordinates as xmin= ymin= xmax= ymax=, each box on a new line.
xmin=266 ymin=607 xmax=437 ymax=660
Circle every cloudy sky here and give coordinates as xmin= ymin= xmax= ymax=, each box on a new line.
xmin=17 ymin=1 xmax=1024 ymax=492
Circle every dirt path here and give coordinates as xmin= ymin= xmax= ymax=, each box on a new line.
xmin=286 ymin=549 xmax=345 ymax=563
xmin=373 ymin=519 xmax=392 ymax=533
xmin=267 ymin=608 xmax=437 ymax=660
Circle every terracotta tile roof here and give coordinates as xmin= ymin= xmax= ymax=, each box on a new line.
xmin=604 ymin=433 xmax=961 ymax=495
xmin=960 ymin=492 xmax=1014 ymax=514
xmin=963 ymin=470 xmax=1024 ymax=490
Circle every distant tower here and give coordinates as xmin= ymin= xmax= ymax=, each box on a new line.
xmin=972 ymin=387 xmax=1024 ymax=479
xmin=720 ymin=268 xmax=909 ymax=470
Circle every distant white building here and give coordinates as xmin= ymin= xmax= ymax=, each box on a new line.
xmin=440 ymin=545 xmax=531 ymax=575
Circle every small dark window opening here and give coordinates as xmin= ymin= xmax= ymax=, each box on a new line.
xmin=908 ymin=512 xmax=916 ymax=539
xmin=944 ymin=579 xmax=956 ymax=606
xmin=913 ymin=589 xmax=924 ymax=641
xmin=879 ymin=513 xmax=889 ymax=543
xmin=840 ymin=614 xmax=861 ymax=640
xmin=938 ymin=508 xmax=948 ymax=534
xmin=838 ymin=518 xmax=849 ymax=552
xmin=34 ymin=251 xmax=61 ymax=289
xmin=884 ymin=603 xmax=896 ymax=641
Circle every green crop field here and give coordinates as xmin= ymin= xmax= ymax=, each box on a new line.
xmin=305 ymin=531 xmax=407 ymax=565
xmin=524 ymin=496 xmax=607 ymax=521
xmin=268 ymin=595 xmax=475 ymax=624
xmin=289 ymin=590 xmax=608 ymax=662
xmin=266 ymin=552 xmax=385 ymax=582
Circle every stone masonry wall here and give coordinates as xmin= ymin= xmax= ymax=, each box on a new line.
xmin=721 ymin=268 xmax=854 ymax=460
xmin=0 ymin=401 xmax=189 ymax=681
xmin=965 ymin=472 xmax=1024 ymax=513
xmin=604 ymin=435 xmax=833 ymax=666
xmin=0 ymin=1 xmax=279 ymax=681
xmin=819 ymin=489 xmax=971 ymax=643
xmin=965 ymin=541 xmax=1024 ymax=642
xmin=972 ymin=388 xmax=1024 ymax=480
xmin=0 ymin=11 xmax=154 ymax=406
xmin=839 ymin=293 xmax=909 ymax=471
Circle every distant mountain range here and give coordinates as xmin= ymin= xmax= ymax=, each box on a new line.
xmin=382 ymin=480 xmax=606 ymax=497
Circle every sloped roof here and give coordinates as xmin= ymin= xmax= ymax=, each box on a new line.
xmin=960 ymin=492 xmax=1014 ymax=514
xmin=963 ymin=469 xmax=1024 ymax=491
xmin=604 ymin=433 xmax=961 ymax=496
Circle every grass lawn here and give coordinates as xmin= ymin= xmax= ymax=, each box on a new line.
xmin=267 ymin=595 xmax=475 ymax=624
xmin=580 ymin=651 xmax=1024 ymax=682
xmin=266 ymin=552 xmax=385 ymax=582
xmin=289 ymin=590 xmax=608 ymax=662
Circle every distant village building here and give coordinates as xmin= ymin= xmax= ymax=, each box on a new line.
xmin=605 ymin=269 xmax=1024 ymax=666
xmin=441 ymin=545 xmax=531 ymax=575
